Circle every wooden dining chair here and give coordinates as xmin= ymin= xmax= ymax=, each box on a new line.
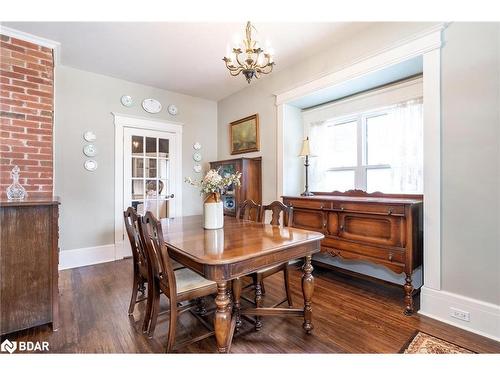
xmin=140 ymin=211 xmax=217 ymax=352
xmin=252 ymin=201 xmax=294 ymax=330
xmin=124 ymin=207 xmax=150 ymax=317
xmin=124 ymin=207 xmax=185 ymax=332
xmin=236 ymin=199 xmax=261 ymax=221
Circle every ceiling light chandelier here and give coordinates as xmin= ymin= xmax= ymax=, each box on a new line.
xmin=223 ymin=21 xmax=275 ymax=83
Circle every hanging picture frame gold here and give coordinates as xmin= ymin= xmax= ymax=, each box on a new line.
xmin=229 ymin=114 xmax=260 ymax=155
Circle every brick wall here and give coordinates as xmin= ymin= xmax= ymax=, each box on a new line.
xmin=0 ymin=34 xmax=54 ymax=197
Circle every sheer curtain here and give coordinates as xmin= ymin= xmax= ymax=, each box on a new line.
xmin=386 ymin=99 xmax=423 ymax=193
xmin=308 ymin=120 xmax=329 ymax=191
xmin=307 ymin=98 xmax=423 ymax=194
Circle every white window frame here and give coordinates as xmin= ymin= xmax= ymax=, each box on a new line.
xmin=324 ymin=103 xmax=419 ymax=193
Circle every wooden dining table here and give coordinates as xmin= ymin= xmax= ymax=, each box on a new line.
xmin=160 ymin=215 xmax=324 ymax=353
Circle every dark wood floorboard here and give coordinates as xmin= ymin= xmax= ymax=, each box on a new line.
xmin=2 ymin=259 xmax=499 ymax=353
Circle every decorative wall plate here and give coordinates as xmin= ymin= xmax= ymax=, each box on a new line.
xmin=193 ymin=164 xmax=202 ymax=173
xmin=120 ymin=95 xmax=133 ymax=107
xmin=193 ymin=142 xmax=202 ymax=150
xmin=142 ymin=98 xmax=162 ymax=114
xmin=84 ymin=159 xmax=98 ymax=171
xmin=168 ymin=104 xmax=178 ymax=116
xmin=192 ymin=152 xmax=202 ymax=162
xmin=83 ymin=131 xmax=96 ymax=142
xmin=83 ymin=144 xmax=98 ymax=157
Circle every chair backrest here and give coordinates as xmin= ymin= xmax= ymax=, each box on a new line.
xmin=236 ymin=199 xmax=261 ymax=221
xmin=260 ymin=201 xmax=293 ymax=227
xmin=139 ymin=211 xmax=177 ymax=299
xmin=123 ymin=207 xmax=148 ymax=276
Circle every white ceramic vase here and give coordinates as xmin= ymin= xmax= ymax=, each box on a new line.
xmin=203 ymin=193 xmax=224 ymax=230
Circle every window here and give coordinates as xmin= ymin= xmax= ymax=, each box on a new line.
xmin=308 ymin=99 xmax=423 ymax=194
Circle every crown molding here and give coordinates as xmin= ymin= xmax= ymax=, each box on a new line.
xmin=275 ymin=22 xmax=449 ymax=105
xmin=0 ymin=25 xmax=61 ymax=66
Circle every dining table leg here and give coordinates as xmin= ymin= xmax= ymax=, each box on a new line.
xmin=214 ymin=281 xmax=231 ymax=353
xmin=301 ymin=255 xmax=314 ymax=334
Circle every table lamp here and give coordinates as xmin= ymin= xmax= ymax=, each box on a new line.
xmin=299 ymin=137 xmax=315 ymax=196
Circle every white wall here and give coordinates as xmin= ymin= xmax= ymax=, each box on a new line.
xmin=217 ymin=84 xmax=278 ymax=205
xmin=55 ymin=65 xmax=217 ymax=252
xmin=282 ymin=105 xmax=304 ymax=196
xmin=440 ymin=22 xmax=500 ymax=305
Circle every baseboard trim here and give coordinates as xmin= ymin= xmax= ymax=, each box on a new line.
xmin=420 ymin=286 xmax=500 ymax=341
xmin=59 ymin=244 xmax=117 ymax=270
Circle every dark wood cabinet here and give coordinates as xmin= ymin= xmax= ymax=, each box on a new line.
xmin=0 ymin=197 xmax=60 ymax=335
xmin=283 ymin=190 xmax=423 ymax=314
xmin=210 ymin=157 xmax=262 ymax=218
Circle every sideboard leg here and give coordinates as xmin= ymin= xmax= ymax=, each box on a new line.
xmin=302 ymin=255 xmax=314 ymax=334
xmin=215 ymin=282 xmax=231 ymax=353
xmin=404 ymin=273 xmax=414 ymax=315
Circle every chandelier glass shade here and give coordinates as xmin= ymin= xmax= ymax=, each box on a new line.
xmin=223 ymin=21 xmax=275 ymax=83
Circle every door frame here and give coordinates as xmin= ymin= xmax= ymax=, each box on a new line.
xmin=112 ymin=112 xmax=183 ymax=259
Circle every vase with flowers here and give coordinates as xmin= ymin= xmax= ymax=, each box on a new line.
xmin=185 ymin=169 xmax=241 ymax=229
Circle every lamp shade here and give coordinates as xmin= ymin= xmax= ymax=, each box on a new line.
xmin=299 ymin=137 xmax=312 ymax=157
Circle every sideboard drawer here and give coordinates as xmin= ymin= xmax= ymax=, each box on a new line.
xmin=287 ymin=199 xmax=330 ymax=210
xmin=332 ymin=201 xmax=405 ymax=216
xmin=292 ymin=208 xmax=325 ymax=232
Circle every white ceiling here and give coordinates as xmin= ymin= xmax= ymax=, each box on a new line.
xmin=3 ymin=22 xmax=370 ymax=101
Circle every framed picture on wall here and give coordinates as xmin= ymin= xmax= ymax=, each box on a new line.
xmin=229 ymin=114 xmax=260 ymax=155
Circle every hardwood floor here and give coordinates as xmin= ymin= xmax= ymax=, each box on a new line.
xmin=2 ymin=259 xmax=499 ymax=353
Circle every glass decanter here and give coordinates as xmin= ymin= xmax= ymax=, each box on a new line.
xmin=6 ymin=165 xmax=27 ymax=200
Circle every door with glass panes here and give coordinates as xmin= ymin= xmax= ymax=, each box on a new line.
xmin=123 ymin=128 xmax=177 ymax=255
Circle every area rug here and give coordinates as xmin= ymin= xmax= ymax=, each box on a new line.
xmin=400 ymin=331 xmax=476 ymax=354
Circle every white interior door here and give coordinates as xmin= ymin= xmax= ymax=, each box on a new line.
xmin=122 ymin=127 xmax=178 ymax=256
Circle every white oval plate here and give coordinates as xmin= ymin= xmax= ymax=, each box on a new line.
xmin=142 ymin=98 xmax=162 ymax=114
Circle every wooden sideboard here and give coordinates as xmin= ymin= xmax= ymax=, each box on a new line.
xmin=0 ymin=197 xmax=60 ymax=335
xmin=210 ymin=157 xmax=262 ymax=219
xmin=283 ymin=190 xmax=423 ymax=314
